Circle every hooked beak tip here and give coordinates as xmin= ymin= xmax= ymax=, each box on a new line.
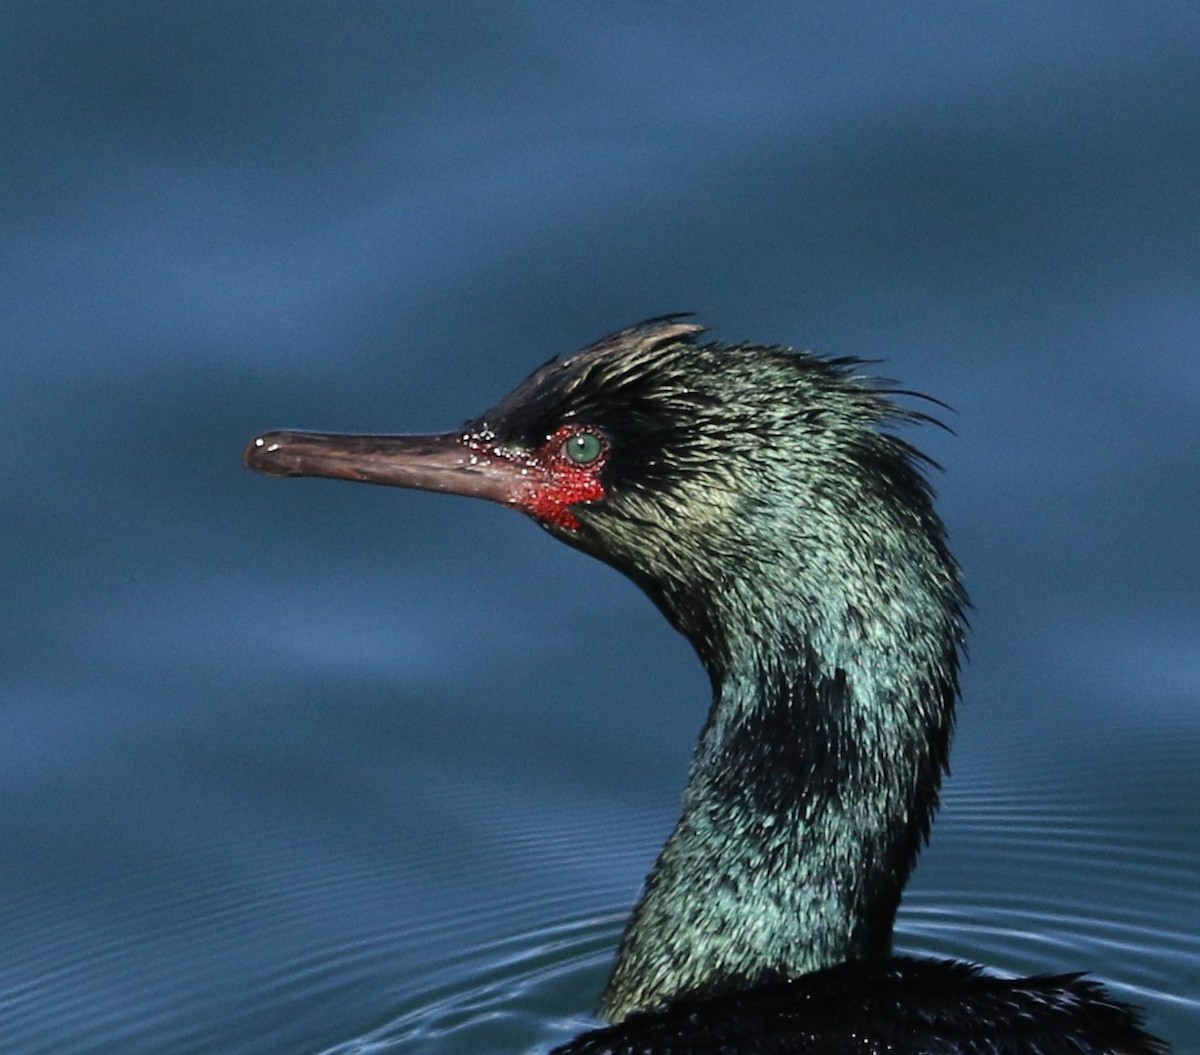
xmin=243 ymin=432 xmax=291 ymax=475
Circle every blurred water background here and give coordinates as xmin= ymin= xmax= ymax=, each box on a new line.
xmin=2 ymin=4 xmax=1198 ymax=1053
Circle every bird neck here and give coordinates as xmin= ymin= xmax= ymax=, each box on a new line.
xmin=600 ymin=581 xmax=959 ymax=1022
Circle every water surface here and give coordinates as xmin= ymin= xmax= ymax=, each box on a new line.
xmin=2 ymin=5 xmax=1197 ymax=1052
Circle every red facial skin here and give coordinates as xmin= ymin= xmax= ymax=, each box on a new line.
xmin=472 ymin=425 xmax=608 ymax=531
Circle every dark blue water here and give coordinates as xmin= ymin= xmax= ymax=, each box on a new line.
xmin=3 ymin=5 xmax=1197 ymax=1052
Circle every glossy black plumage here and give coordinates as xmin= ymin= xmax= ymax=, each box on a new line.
xmin=553 ymin=958 xmax=1166 ymax=1055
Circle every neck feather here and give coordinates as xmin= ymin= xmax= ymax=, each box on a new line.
xmin=600 ymin=587 xmax=960 ymax=1022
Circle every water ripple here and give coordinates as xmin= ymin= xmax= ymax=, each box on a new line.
xmin=1 ymin=735 xmax=1192 ymax=1054
xmin=303 ymin=767 xmax=1198 ymax=1055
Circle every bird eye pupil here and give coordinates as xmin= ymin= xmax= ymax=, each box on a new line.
xmin=565 ymin=432 xmax=603 ymax=465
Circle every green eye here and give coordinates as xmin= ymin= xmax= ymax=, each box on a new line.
xmin=563 ymin=431 xmax=604 ymax=466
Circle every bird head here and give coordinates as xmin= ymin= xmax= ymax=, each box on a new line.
xmin=245 ymin=316 xmax=962 ymax=674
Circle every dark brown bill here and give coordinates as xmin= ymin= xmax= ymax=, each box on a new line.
xmin=242 ymin=430 xmax=528 ymax=506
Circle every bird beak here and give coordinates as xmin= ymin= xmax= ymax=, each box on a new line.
xmin=242 ymin=429 xmax=526 ymax=507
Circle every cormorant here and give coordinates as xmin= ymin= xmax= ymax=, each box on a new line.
xmin=244 ymin=317 xmax=1167 ymax=1054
